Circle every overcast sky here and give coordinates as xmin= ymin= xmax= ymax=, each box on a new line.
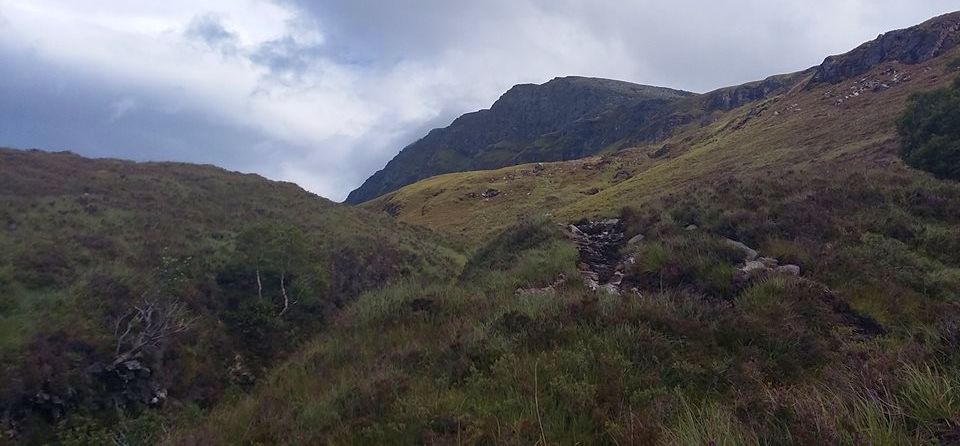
xmin=1 ymin=1 xmax=956 ymax=201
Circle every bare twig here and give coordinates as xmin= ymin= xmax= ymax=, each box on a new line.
xmin=278 ymin=271 xmax=291 ymax=316
xmin=255 ymin=266 xmax=263 ymax=301
xmin=113 ymin=298 xmax=195 ymax=365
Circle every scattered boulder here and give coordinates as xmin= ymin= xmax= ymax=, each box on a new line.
xmin=581 ymin=187 xmax=600 ymax=195
xmin=481 ymin=189 xmax=500 ymax=198
xmin=723 ymin=238 xmax=759 ymax=261
xmin=777 ymin=264 xmax=801 ymax=276
xmin=612 ymin=170 xmax=633 ymax=182
xmin=602 ymin=283 xmax=621 ymax=295
xmin=741 ymin=261 xmax=768 ymax=274
xmin=533 ymin=163 xmax=545 ymax=173
xmin=758 ymin=257 xmax=779 ymax=268
xmin=516 ymin=274 xmax=567 ymax=296
xmin=382 ymin=201 xmax=402 ymax=217
xmin=649 ymin=145 xmax=672 ymax=158
xmin=569 ymin=224 xmax=587 ymax=237
xmin=626 ymin=234 xmax=645 ymax=246
xmin=685 ymin=224 xmax=698 ymax=231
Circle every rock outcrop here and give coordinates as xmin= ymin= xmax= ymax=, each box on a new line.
xmin=346 ymin=77 xmax=694 ymax=204
xmin=811 ymin=11 xmax=960 ymax=84
xmin=568 ymin=219 xmax=629 ymax=294
xmin=355 ymin=11 xmax=960 ymax=208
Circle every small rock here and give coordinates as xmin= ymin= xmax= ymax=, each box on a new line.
xmin=759 ymin=257 xmax=779 ymax=268
xmin=581 ymin=187 xmax=600 ymax=195
xmin=685 ymin=224 xmax=698 ymax=231
xmin=123 ymin=360 xmax=144 ymax=371
xmin=610 ymin=272 xmax=624 ymax=286
xmin=649 ymin=145 xmax=671 ymax=158
xmin=602 ymin=284 xmax=621 ymax=295
xmin=627 ymin=234 xmax=645 ymax=246
xmin=481 ymin=189 xmax=500 ymax=198
xmin=569 ymin=225 xmax=587 ymax=237
xmin=601 ymin=218 xmax=620 ymax=226
xmin=777 ymin=265 xmax=801 ymax=276
xmin=741 ymin=261 xmax=768 ymax=274
xmin=612 ymin=170 xmax=632 ymax=182
xmin=723 ymin=238 xmax=758 ymax=261
xmin=533 ymin=163 xmax=545 ymax=172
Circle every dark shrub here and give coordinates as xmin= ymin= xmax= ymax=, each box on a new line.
xmin=897 ymin=77 xmax=960 ymax=181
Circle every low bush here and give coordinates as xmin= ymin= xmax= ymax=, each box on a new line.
xmin=897 ymin=76 xmax=960 ymax=181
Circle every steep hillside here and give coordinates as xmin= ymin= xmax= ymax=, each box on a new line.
xmin=367 ymin=12 xmax=960 ymax=245
xmin=0 ymin=149 xmax=461 ymax=444
xmin=167 ymin=12 xmax=960 ymax=446
xmin=345 ymin=77 xmax=694 ymax=204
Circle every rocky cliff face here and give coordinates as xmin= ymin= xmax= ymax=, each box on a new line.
xmin=349 ymin=11 xmax=960 ymax=206
xmin=812 ymin=11 xmax=960 ymax=84
xmin=344 ymin=77 xmax=694 ymax=204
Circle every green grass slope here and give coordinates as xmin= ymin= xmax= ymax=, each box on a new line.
xmin=366 ymin=44 xmax=960 ymax=246
xmin=0 ymin=149 xmax=462 ymax=444
xmin=172 ymin=19 xmax=960 ymax=446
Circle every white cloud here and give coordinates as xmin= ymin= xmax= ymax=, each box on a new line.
xmin=0 ymin=0 xmax=957 ymax=200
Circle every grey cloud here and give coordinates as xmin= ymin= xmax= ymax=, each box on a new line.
xmin=250 ymin=35 xmax=324 ymax=80
xmin=185 ymin=14 xmax=239 ymax=55
xmin=0 ymin=46 xmax=278 ymax=174
xmin=2 ymin=1 xmax=958 ymax=202
xmin=277 ymin=0 xmax=959 ymax=91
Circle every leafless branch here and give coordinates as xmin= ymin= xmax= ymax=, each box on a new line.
xmin=113 ymin=298 xmax=195 ymax=366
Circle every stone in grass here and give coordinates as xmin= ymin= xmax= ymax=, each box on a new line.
xmin=723 ymin=238 xmax=759 ymax=261
xmin=777 ymin=264 xmax=801 ymax=276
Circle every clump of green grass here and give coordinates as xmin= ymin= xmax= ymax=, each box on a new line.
xmin=665 ymin=395 xmax=758 ymax=446
xmin=897 ymin=364 xmax=960 ymax=428
xmin=626 ymin=232 xmax=743 ymax=298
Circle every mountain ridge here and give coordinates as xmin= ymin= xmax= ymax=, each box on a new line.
xmin=348 ymin=10 xmax=960 ymax=205
xmin=344 ymin=77 xmax=694 ymax=204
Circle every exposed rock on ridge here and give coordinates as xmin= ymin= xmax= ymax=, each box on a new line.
xmin=345 ymin=77 xmax=694 ymax=204
xmin=812 ymin=11 xmax=960 ymax=84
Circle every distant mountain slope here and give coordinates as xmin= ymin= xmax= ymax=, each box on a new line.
xmin=365 ymin=11 xmax=960 ymax=245
xmin=350 ymin=12 xmax=960 ymax=206
xmin=345 ymin=77 xmax=694 ymax=204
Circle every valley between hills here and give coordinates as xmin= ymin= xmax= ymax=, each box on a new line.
xmin=3 ymin=10 xmax=960 ymax=446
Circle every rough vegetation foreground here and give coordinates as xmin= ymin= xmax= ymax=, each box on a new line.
xmin=3 ymin=10 xmax=960 ymax=446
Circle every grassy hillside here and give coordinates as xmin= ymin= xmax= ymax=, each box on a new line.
xmin=169 ymin=23 xmax=960 ymax=446
xmin=6 ymin=11 xmax=960 ymax=446
xmin=174 ymin=211 xmax=960 ymax=444
xmin=367 ymin=46 xmax=960 ymax=245
xmin=0 ymin=149 xmax=462 ymax=444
